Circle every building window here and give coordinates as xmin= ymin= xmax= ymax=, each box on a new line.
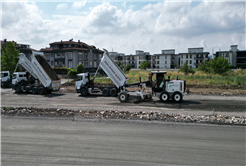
xmin=85 ymin=61 xmax=88 ymax=68
xmin=68 ymin=61 xmax=73 ymax=68
xmin=90 ymin=61 xmax=92 ymax=66
xmin=181 ymin=60 xmax=183 ymax=64
xmin=94 ymin=61 xmax=97 ymax=67
xmin=165 ymin=61 xmax=167 ymax=64
xmin=78 ymin=52 xmax=83 ymax=59
xmin=85 ymin=53 xmax=88 ymax=59
xmin=181 ymin=55 xmax=183 ymax=59
xmin=78 ymin=60 xmax=82 ymax=64
xmin=68 ymin=52 xmax=72 ymax=59
xmin=156 ymin=55 xmax=159 ymax=59
xmin=165 ymin=55 xmax=167 ymax=59
xmin=157 ymin=61 xmax=159 ymax=64
xmin=190 ymin=55 xmax=192 ymax=58
xmin=51 ymin=61 xmax=53 ymax=65
xmin=55 ymin=61 xmax=57 ymax=66
xmin=186 ymin=60 xmax=188 ymax=64
xmin=190 ymin=60 xmax=192 ymax=64
xmin=186 ymin=55 xmax=188 ymax=58
xmin=94 ymin=54 xmax=97 ymax=60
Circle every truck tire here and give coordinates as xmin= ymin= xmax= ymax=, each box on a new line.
xmin=118 ymin=92 xmax=128 ymax=102
xmin=110 ymin=88 xmax=117 ymax=97
xmin=80 ymin=88 xmax=88 ymax=96
xmin=15 ymin=85 xmax=22 ymax=94
xmin=38 ymin=87 xmax=44 ymax=95
xmin=172 ymin=92 xmax=182 ymax=103
xmin=32 ymin=87 xmax=38 ymax=94
xmin=160 ymin=91 xmax=169 ymax=102
xmin=102 ymin=88 xmax=109 ymax=97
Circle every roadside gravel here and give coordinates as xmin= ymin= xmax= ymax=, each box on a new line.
xmin=2 ymin=107 xmax=245 ymax=126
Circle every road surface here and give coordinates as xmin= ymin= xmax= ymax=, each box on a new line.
xmin=1 ymin=88 xmax=246 ymax=116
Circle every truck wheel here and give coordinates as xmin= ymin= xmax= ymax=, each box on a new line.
xmin=15 ymin=85 xmax=22 ymax=94
xmin=32 ymin=87 xmax=38 ymax=94
xmin=80 ymin=88 xmax=88 ymax=96
xmin=118 ymin=92 xmax=128 ymax=102
xmin=110 ymin=88 xmax=117 ymax=97
xmin=160 ymin=91 xmax=169 ymax=102
xmin=38 ymin=87 xmax=44 ymax=95
xmin=102 ymin=88 xmax=109 ymax=97
xmin=172 ymin=92 xmax=183 ymax=103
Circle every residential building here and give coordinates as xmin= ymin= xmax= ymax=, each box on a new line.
xmin=109 ymin=50 xmax=155 ymax=69
xmin=216 ymin=45 xmax=246 ymax=68
xmin=154 ymin=49 xmax=179 ymax=69
xmin=1 ymin=39 xmax=38 ymax=60
xmin=179 ymin=47 xmax=209 ymax=68
xmin=40 ymin=39 xmax=103 ymax=73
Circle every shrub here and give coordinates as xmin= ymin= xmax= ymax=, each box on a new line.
xmin=76 ymin=63 xmax=85 ymax=73
xmin=67 ymin=68 xmax=77 ymax=78
xmin=124 ymin=63 xmax=131 ymax=73
xmin=179 ymin=61 xmax=195 ymax=76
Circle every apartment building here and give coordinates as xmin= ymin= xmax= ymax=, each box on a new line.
xmin=179 ymin=47 xmax=209 ymax=68
xmin=216 ymin=45 xmax=246 ymax=68
xmin=154 ymin=49 xmax=179 ymax=69
xmin=40 ymin=39 xmax=103 ymax=73
xmin=109 ymin=50 xmax=154 ymax=69
xmin=1 ymin=39 xmax=38 ymax=60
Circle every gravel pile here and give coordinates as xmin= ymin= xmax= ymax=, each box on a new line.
xmin=1 ymin=107 xmax=245 ymax=126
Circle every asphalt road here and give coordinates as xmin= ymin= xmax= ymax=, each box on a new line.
xmin=1 ymin=88 xmax=246 ymax=116
xmin=2 ymin=117 xmax=245 ymax=166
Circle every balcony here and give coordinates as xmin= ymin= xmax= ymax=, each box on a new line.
xmin=55 ymin=57 xmax=65 ymax=61
xmin=194 ymin=62 xmax=200 ymax=66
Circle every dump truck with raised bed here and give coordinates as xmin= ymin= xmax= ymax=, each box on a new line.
xmin=76 ymin=49 xmax=187 ymax=102
xmin=12 ymin=51 xmax=61 ymax=95
xmin=1 ymin=71 xmax=12 ymax=88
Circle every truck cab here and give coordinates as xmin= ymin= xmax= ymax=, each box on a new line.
xmin=76 ymin=73 xmax=89 ymax=93
xmin=12 ymin=72 xmax=28 ymax=87
xmin=1 ymin=71 xmax=11 ymax=88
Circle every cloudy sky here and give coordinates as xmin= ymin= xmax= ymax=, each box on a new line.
xmin=1 ymin=0 xmax=245 ymax=55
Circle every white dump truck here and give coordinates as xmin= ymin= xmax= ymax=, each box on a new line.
xmin=76 ymin=49 xmax=187 ymax=102
xmin=1 ymin=71 xmax=12 ymax=88
xmin=12 ymin=51 xmax=61 ymax=95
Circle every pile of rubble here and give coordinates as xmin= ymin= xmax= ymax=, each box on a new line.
xmin=1 ymin=107 xmax=245 ymax=126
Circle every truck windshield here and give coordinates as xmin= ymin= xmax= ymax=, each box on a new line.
xmin=77 ymin=75 xmax=83 ymax=81
xmin=12 ymin=74 xmax=17 ymax=79
xmin=1 ymin=73 xmax=8 ymax=77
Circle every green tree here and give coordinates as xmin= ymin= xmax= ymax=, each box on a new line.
xmin=1 ymin=42 xmax=20 ymax=75
xmin=76 ymin=63 xmax=85 ymax=73
xmin=178 ymin=61 xmax=195 ymax=76
xmin=124 ymin=63 xmax=131 ymax=72
xmin=198 ymin=60 xmax=211 ymax=73
xmin=140 ymin=61 xmax=150 ymax=70
xmin=117 ymin=61 xmax=122 ymax=69
xmin=209 ymin=57 xmax=231 ymax=75
xmin=67 ymin=68 xmax=77 ymax=78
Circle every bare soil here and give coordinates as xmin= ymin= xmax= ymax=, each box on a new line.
xmin=60 ymin=81 xmax=246 ymax=96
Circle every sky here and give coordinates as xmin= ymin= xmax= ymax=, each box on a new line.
xmin=1 ymin=0 xmax=245 ymax=55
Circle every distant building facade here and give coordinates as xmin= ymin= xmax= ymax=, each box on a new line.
xmin=40 ymin=39 xmax=103 ymax=73
xmin=179 ymin=47 xmax=209 ymax=68
xmin=154 ymin=49 xmax=179 ymax=69
xmin=216 ymin=45 xmax=246 ymax=68
xmin=1 ymin=39 xmax=38 ymax=60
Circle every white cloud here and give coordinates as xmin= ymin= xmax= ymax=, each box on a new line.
xmin=1 ymin=1 xmax=245 ymax=55
xmin=72 ymin=1 xmax=87 ymax=9
xmin=56 ymin=3 xmax=67 ymax=10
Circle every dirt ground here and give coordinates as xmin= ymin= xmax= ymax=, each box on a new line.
xmin=60 ymin=81 xmax=246 ymax=96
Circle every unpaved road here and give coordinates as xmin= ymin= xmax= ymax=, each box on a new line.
xmin=2 ymin=117 xmax=245 ymax=166
xmin=1 ymin=88 xmax=246 ymax=116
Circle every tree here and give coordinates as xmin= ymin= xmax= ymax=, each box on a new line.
xmin=140 ymin=61 xmax=150 ymax=70
xmin=179 ymin=61 xmax=195 ymax=76
xmin=198 ymin=60 xmax=211 ymax=73
xmin=1 ymin=42 xmax=20 ymax=75
xmin=117 ymin=61 xmax=122 ymax=69
xmin=209 ymin=57 xmax=231 ymax=75
xmin=124 ymin=63 xmax=131 ymax=72
xmin=76 ymin=63 xmax=85 ymax=73
xmin=67 ymin=68 xmax=77 ymax=79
